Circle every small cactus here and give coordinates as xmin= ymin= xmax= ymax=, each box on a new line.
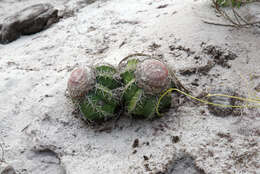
xmin=67 ymin=66 xmax=96 ymax=99
xmin=120 ymin=58 xmax=172 ymax=119
xmin=79 ymin=64 xmax=121 ymax=121
xmin=135 ymin=59 xmax=171 ymax=94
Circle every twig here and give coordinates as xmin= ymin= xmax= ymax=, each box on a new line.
xmin=208 ymin=0 xmax=260 ymax=28
xmin=231 ymin=2 xmax=242 ymax=25
xmin=232 ymin=7 xmax=249 ymax=25
xmin=202 ymin=19 xmax=238 ymax=27
xmin=169 ymin=69 xmax=190 ymax=94
xmin=212 ymin=0 xmax=240 ymax=27
xmin=118 ymin=53 xmax=151 ymax=70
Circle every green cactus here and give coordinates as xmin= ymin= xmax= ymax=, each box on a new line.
xmin=120 ymin=58 xmax=172 ymax=119
xmin=95 ymin=65 xmax=121 ymax=89
xmin=79 ymin=64 xmax=121 ymax=121
xmin=69 ymin=58 xmax=174 ymax=121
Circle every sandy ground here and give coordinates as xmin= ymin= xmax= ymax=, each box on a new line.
xmin=0 ymin=0 xmax=260 ymax=173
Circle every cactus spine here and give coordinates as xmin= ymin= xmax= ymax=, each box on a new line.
xmin=120 ymin=58 xmax=172 ymax=119
xmin=68 ymin=65 xmax=121 ymax=121
xmin=67 ymin=66 xmax=95 ymax=99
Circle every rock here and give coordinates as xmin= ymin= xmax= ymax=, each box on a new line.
xmin=0 ymin=162 xmax=16 ymax=174
xmin=0 ymin=3 xmax=58 ymax=44
xmin=207 ymin=87 xmax=236 ymax=117
xmin=0 ymin=25 xmax=20 ymax=44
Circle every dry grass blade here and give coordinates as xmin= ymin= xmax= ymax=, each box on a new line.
xmin=203 ymin=0 xmax=260 ymax=28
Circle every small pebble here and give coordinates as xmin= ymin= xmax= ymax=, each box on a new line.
xmin=132 ymin=138 xmax=139 ymax=148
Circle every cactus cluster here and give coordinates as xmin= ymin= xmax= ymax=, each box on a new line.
xmin=67 ymin=58 xmax=174 ymax=121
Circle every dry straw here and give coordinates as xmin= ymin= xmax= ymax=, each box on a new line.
xmin=203 ymin=0 xmax=260 ymax=28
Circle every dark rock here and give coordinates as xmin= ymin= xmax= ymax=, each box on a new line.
xmin=0 ymin=26 xmax=20 ymax=44
xmin=171 ymin=136 xmax=180 ymax=143
xmin=143 ymin=155 xmax=149 ymax=161
xmin=132 ymin=138 xmax=139 ymax=148
xmin=0 ymin=3 xmax=58 ymax=44
xmin=207 ymin=87 xmax=236 ymax=117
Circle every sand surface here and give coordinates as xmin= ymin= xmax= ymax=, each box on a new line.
xmin=0 ymin=0 xmax=260 ymax=173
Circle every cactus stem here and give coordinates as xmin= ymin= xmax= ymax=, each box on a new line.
xmin=95 ymin=84 xmax=113 ymax=98
xmin=85 ymin=97 xmax=113 ymax=118
xmin=122 ymin=78 xmax=136 ymax=96
xmin=128 ymin=89 xmax=143 ymax=113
